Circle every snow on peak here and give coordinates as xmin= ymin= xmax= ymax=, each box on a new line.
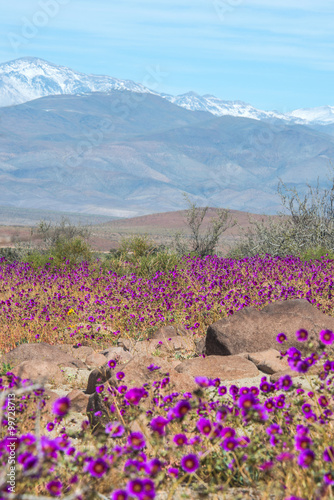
xmin=287 ymin=105 xmax=334 ymax=125
xmin=0 ymin=57 xmax=156 ymax=107
xmin=0 ymin=57 xmax=333 ymax=126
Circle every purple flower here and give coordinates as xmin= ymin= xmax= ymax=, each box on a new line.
xmin=295 ymin=435 xmax=312 ymax=451
xmin=173 ymin=433 xmax=188 ymax=446
xmin=127 ymin=432 xmax=146 ymax=450
xmin=296 ymin=329 xmax=308 ymax=342
xmin=324 ymin=472 xmax=334 ymax=485
xmin=147 ymin=364 xmax=161 ymax=371
xmin=46 ymin=480 xmax=62 ymax=497
xmin=196 ymin=418 xmax=212 ymax=436
xmin=323 ymin=446 xmax=334 ymax=462
xmin=125 ymin=387 xmax=146 ymax=405
xmin=297 ymin=449 xmax=315 ymax=468
xmin=218 ymin=385 xmax=227 ymax=396
xmin=238 ymin=393 xmax=257 ymax=411
xmin=116 ymin=371 xmax=125 ymax=380
xmin=266 ymin=424 xmax=282 ymax=436
xmin=180 ymin=453 xmax=200 ymax=473
xmin=150 ymin=416 xmax=169 ymax=435
xmin=229 ymin=384 xmax=239 ymax=396
xmin=276 ymin=452 xmax=294 ymax=462
xmin=96 ymin=385 xmax=104 ymax=393
xmin=173 ymin=400 xmax=191 ymax=418
xmin=318 ymin=395 xmax=329 ymax=407
xmin=258 ymin=461 xmax=274 ymax=471
xmin=105 ymin=421 xmax=125 ymax=437
xmin=287 ymin=347 xmax=302 ymax=360
xmin=194 ymin=376 xmax=210 ymax=387
xmin=259 ymin=380 xmax=272 ymax=393
xmin=319 ymin=329 xmax=334 ymax=345
xmin=276 ymin=332 xmax=287 ymax=343
xmin=145 ymin=458 xmax=162 ymax=476
xmin=221 ymin=437 xmax=239 ymax=451
xmin=295 ymin=360 xmax=309 ymax=373
xmin=52 ymin=397 xmax=71 ymax=417
xmin=127 ymin=479 xmax=144 ymax=497
xmin=86 ymin=458 xmax=108 ymax=477
xmin=111 ymin=490 xmax=128 ymax=500
xmin=278 ymin=374 xmax=293 ymax=391
xmin=108 ymin=359 xmax=117 ymax=369
xmin=168 ymin=467 xmax=179 ymax=477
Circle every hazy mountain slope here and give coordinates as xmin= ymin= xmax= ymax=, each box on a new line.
xmin=0 ymin=90 xmax=334 ymax=217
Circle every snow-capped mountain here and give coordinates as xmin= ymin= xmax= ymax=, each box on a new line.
xmin=0 ymin=57 xmax=157 ymax=108
xmin=163 ymin=91 xmax=286 ymax=121
xmin=287 ymin=105 xmax=334 ymax=125
xmin=0 ymin=57 xmax=333 ymax=126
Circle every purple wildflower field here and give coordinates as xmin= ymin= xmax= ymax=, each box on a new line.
xmin=0 ymin=253 xmax=334 ymax=499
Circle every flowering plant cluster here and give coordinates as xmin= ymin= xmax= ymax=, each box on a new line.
xmin=0 ymin=325 xmax=333 ymax=499
xmin=0 ymin=253 xmax=333 ymax=498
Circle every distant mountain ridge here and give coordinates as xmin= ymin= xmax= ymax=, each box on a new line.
xmin=0 ymin=57 xmax=333 ymax=126
xmin=0 ymin=89 xmax=333 ymax=218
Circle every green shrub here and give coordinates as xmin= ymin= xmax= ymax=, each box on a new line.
xmin=52 ymin=236 xmax=92 ymax=267
xmin=297 ymin=244 xmax=334 ymax=263
xmin=225 ymin=168 xmax=334 ymax=261
xmin=118 ymin=234 xmax=158 ymax=257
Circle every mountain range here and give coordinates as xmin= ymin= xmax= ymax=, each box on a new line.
xmin=1 ymin=57 xmax=334 ymax=126
xmin=0 ymin=57 xmax=333 ymax=218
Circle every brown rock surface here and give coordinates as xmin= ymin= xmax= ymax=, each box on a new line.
xmin=1 ymin=343 xmax=86 ymax=369
xmin=12 ymin=360 xmax=65 ymax=385
xmin=205 ymin=299 xmax=334 ymax=357
xmin=85 ymin=352 xmax=109 ymax=369
xmin=247 ymin=349 xmax=290 ymax=374
xmin=66 ymin=389 xmax=90 ymax=414
xmin=175 ymin=355 xmax=259 ymax=380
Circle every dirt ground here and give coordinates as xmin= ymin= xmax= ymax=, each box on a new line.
xmin=0 ymin=207 xmax=292 ymax=257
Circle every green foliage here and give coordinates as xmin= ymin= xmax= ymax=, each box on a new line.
xmin=118 ymin=233 xmax=158 ymax=257
xmin=100 ymin=246 xmax=181 ymax=279
xmin=0 ymin=361 xmax=13 ymax=375
xmin=0 ymin=247 xmax=25 ymax=263
xmin=33 ymin=215 xmax=91 ymax=250
xmin=173 ymin=193 xmax=237 ymax=257
xmin=297 ymin=244 xmax=334 ymax=263
xmin=52 ymin=236 xmax=92 ymax=267
xmin=226 ymin=165 xmax=334 ymax=260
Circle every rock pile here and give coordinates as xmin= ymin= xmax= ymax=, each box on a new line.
xmin=1 ymin=299 xmax=331 ymax=435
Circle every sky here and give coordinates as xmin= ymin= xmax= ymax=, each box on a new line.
xmin=0 ymin=0 xmax=333 ymax=112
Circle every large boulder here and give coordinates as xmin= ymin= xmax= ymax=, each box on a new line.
xmin=205 ymin=299 xmax=334 ymax=357
xmin=0 ymin=343 xmax=86 ymax=369
xmin=174 ymin=355 xmax=259 ymax=380
xmin=12 ymin=360 xmax=65 ymax=385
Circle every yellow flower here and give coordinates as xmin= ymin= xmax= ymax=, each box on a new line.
xmin=67 ymin=309 xmax=74 ymax=315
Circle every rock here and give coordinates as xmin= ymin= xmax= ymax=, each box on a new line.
xmin=86 ymin=391 xmax=112 ymax=435
xmin=247 ymin=349 xmax=290 ymax=374
xmin=85 ymin=352 xmax=109 ymax=368
xmin=0 ymin=343 xmax=86 ymax=369
xmin=174 ymin=355 xmax=259 ymax=380
xmin=194 ymin=338 xmax=206 ymax=356
xmin=99 ymin=346 xmax=133 ymax=364
xmin=270 ymin=369 xmax=304 ymax=383
xmin=121 ymin=355 xmax=172 ymax=387
xmin=66 ymin=389 xmax=90 ymax=414
xmin=149 ymin=324 xmax=189 ymax=340
xmin=205 ymin=299 xmax=334 ymax=357
xmin=60 ymin=367 xmax=91 ymax=389
xmin=86 ymin=364 xmax=116 ymax=395
xmin=124 ymin=337 xmax=196 ymax=359
xmin=70 ymin=346 xmax=95 ymax=363
xmin=12 ymin=360 xmax=65 ymax=385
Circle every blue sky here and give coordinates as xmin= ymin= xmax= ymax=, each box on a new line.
xmin=1 ymin=0 xmax=333 ymax=112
